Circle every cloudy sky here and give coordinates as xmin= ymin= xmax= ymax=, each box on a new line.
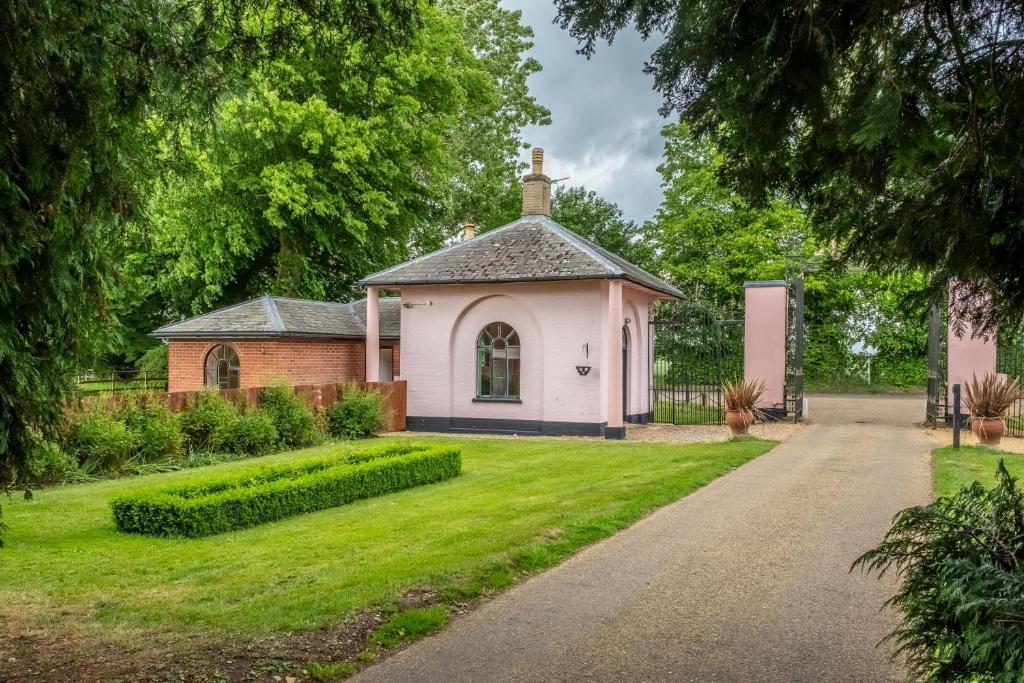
xmin=503 ymin=0 xmax=668 ymax=223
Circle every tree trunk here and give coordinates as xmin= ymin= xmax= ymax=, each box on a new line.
xmin=277 ymin=231 xmax=303 ymax=297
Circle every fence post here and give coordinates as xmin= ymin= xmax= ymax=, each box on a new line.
xmin=953 ymin=383 xmax=961 ymax=449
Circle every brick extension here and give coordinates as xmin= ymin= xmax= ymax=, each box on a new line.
xmin=168 ymin=339 xmax=400 ymax=393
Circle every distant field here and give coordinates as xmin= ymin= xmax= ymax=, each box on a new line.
xmin=805 ymin=378 xmax=924 ymax=396
xmin=652 ymin=400 xmax=724 ymax=425
xmin=75 ymin=374 xmax=167 ymax=394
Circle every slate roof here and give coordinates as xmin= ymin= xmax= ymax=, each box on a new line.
xmin=360 ymin=215 xmax=683 ymax=298
xmin=151 ymin=295 xmax=401 ymax=340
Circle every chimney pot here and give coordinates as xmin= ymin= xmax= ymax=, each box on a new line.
xmin=463 ymin=222 xmax=475 ymax=240
xmin=522 ymin=147 xmax=552 ymax=216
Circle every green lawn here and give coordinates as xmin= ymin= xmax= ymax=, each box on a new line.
xmin=652 ymin=401 xmax=724 ymax=425
xmin=0 ymin=435 xmax=774 ymax=651
xmin=933 ymin=445 xmax=1024 ymax=496
xmin=76 ymin=376 xmax=167 ymax=394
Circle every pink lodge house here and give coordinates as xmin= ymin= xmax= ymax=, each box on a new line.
xmin=156 ymin=149 xmax=682 ymax=439
xmin=361 ymin=149 xmax=683 ymax=438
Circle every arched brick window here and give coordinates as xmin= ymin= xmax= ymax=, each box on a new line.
xmin=204 ymin=344 xmax=240 ymax=389
xmin=477 ymin=322 xmax=520 ymax=399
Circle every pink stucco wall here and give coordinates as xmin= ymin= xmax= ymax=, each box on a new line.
xmin=947 ymin=318 xmax=998 ymax=406
xmin=623 ymin=287 xmax=652 ymax=420
xmin=396 ymin=281 xmax=656 ymax=431
xmin=744 ymin=282 xmax=788 ymax=410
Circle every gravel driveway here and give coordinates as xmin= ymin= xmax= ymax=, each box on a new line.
xmin=355 ymin=396 xmax=932 ymax=682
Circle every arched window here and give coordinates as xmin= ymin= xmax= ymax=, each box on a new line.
xmin=477 ymin=322 xmax=520 ymax=399
xmin=204 ymin=344 xmax=240 ymax=389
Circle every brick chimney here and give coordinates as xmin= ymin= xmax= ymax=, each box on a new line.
xmin=463 ymin=222 xmax=475 ymax=240
xmin=521 ymin=148 xmax=551 ymax=216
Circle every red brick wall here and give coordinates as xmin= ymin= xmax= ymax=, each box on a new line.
xmin=168 ymin=339 xmax=401 ymax=393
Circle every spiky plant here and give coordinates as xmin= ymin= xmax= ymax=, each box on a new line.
xmin=963 ymin=373 xmax=1022 ymax=419
xmin=853 ymin=462 xmax=1024 ymax=681
xmin=722 ymin=378 xmax=765 ymax=412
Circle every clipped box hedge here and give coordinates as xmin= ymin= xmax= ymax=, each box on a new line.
xmin=111 ymin=443 xmax=461 ymax=537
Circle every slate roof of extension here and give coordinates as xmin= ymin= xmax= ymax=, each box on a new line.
xmin=151 ymin=295 xmax=401 ymax=340
xmin=360 ymin=215 xmax=684 ymax=299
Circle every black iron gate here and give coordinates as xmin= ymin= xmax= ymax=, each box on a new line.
xmin=997 ymin=339 xmax=1024 ymax=437
xmin=926 ymin=304 xmax=948 ymax=427
xmin=649 ymin=301 xmax=743 ymax=425
xmin=786 ymin=278 xmax=805 ymax=419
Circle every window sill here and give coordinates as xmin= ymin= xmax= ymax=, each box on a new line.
xmin=473 ymin=397 xmax=522 ymax=404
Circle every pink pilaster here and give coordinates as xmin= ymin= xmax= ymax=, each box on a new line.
xmin=947 ymin=300 xmax=997 ymax=406
xmin=744 ymin=281 xmax=788 ymax=412
xmin=605 ymin=280 xmax=624 ymax=438
xmin=365 ymin=286 xmax=380 ymax=382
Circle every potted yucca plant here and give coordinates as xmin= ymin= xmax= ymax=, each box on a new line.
xmin=962 ymin=372 xmax=1022 ymax=447
xmin=722 ymin=379 xmax=765 ymax=436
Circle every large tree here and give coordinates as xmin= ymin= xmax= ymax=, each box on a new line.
xmin=555 ymin=0 xmax=1024 ymax=328
xmin=423 ymin=0 xmax=552 ymax=248
xmin=651 ymin=125 xmax=812 ymax=310
xmin=551 ymin=186 xmax=653 ymax=269
xmin=0 ymin=0 xmax=417 ymax=543
xmin=650 ymin=124 xmax=931 ymax=386
xmin=111 ymin=0 xmax=548 ymax=347
xmin=145 ymin=7 xmax=490 ymax=314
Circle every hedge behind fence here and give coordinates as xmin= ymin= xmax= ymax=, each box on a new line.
xmin=111 ymin=442 xmax=461 ymax=537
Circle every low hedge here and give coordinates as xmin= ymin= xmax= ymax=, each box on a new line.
xmin=110 ymin=443 xmax=461 ymax=537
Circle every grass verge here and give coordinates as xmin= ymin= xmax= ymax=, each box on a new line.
xmin=369 ymin=606 xmax=450 ymax=648
xmin=933 ymin=445 xmax=1024 ymax=496
xmin=307 ymin=661 xmax=356 ymax=681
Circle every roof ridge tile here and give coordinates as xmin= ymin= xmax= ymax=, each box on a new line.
xmin=264 ymin=295 xmax=286 ymax=332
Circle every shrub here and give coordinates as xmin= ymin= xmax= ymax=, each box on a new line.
xmin=209 ymin=409 xmax=279 ymax=455
xmin=327 ymin=385 xmax=387 ymax=439
xmin=722 ymin=378 xmax=765 ymax=412
xmin=180 ymin=391 xmax=239 ymax=451
xmin=963 ymin=372 xmax=1022 ymax=418
xmin=854 ymin=461 xmax=1024 ymax=681
xmin=123 ymin=402 xmax=183 ymax=461
xmin=260 ymin=385 xmax=321 ymax=448
xmin=136 ymin=344 xmax=168 ymax=374
xmin=312 ymin=405 xmax=330 ymax=436
xmin=65 ymin=407 xmax=139 ymax=471
xmin=111 ymin=443 xmax=462 ymax=537
xmin=23 ymin=440 xmax=80 ymax=485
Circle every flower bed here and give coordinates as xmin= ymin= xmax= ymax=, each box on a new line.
xmin=111 ymin=443 xmax=461 ymax=537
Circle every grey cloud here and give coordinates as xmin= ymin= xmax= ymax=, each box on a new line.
xmin=504 ymin=0 xmax=668 ymax=222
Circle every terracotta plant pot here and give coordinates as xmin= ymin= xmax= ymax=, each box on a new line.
xmin=971 ymin=416 xmax=1005 ymax=446
xmin=725 ymin=409 xmax=754 ymax=436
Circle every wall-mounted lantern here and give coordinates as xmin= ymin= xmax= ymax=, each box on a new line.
xmin=576 ymin=342 xmax=592 ymax=376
